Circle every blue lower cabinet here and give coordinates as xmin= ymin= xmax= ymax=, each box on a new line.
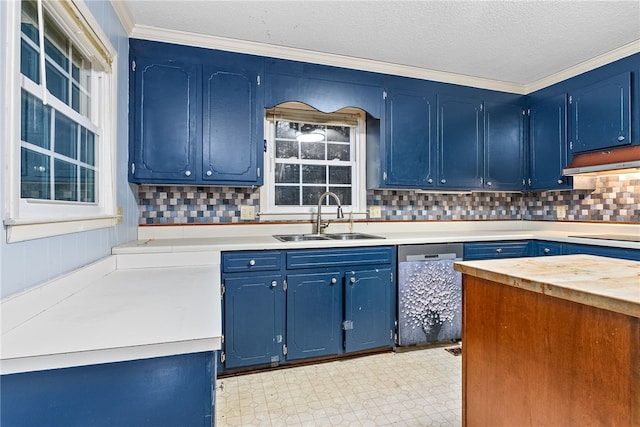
xmin=463 ymin=241 xmax=531 ymax=260
xmin=1 ymin=352 xmax=216 ymax=427
xmin=563 ymin=243 xmax=640 ymax=261
xmin=344 ymin=268 xmax=394 ymax=353
xmin=223 ymin=274 xmax=285 ymax=369
xmin=531 ymin=241 xmax=564 ymax=256
xmin=286 ymin=271 xmax=343 ymax=360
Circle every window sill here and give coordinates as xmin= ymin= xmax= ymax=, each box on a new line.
xmin=5 ymin=215 xmax=121 ymax=243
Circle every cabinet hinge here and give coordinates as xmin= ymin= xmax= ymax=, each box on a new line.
xmin=257 ymin=75 xmax=261 ymax=86
xmin=569 ymin=95 xmax=573 ymax=104
xmin=130 ymin=163 xmax=135 ymax=175
xmin=263 ymin=139 xmax=267 ymax=152
xmin=480 ymin=176 xmax=484 ymax=186
xmin=522 ymin=109 xmax=526 ymax=116
xmin=569 ymin=141 xmax=573 ymax=150
xmin=221 ymin=283 xmax=225 ymax=297
xmin=390 ymin=272 xmax=393 ymax=283
xmin=282 ymin=344 xmax=288 ymax=355
xmin=221 ymin=335 xmax=224 ymax=344
xmin=257 ymin=167 xmax=261 ymax=178
xmin=220 ymin=352 xmax=226 ymax=363
xmin=390 ymin=329 xmax=394 ymax=340
xmin=383 ymin=171 xmax=387 ymax=181
xmin=479 ymin=103 xmax=483 ymax=111
xmin=527 ymin=108 xmax=531 ymax=116
xmin=383 ymin=90 xmax=387 ymax=100
xmin=342 ymin=320 xmax=354 ymax=330
xmin=131 ymin=60 xmax=136 ymax=72
xmin=283 ymin=279 xmax=288 ymax=291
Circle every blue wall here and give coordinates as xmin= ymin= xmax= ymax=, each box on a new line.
xmin=0 ymin=1 xmax=138 ymax=298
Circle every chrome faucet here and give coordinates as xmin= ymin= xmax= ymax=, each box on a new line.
xmin=316 ymin=191 xmax=344 ymax=234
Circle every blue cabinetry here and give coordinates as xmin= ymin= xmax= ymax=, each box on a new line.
xmin=129 ymin=39 xmax=264 ymax=186
xmin=531 ymin=240 xmax=564 ymax=256
xmin=528 ymin=94 xmax=571 ymax=190
xmin=221 ymin=246 xmax=395 ymax=372
xmin=484 ymin=101 xmax=525 ymax=190
xmin=570 ymin=72 xmax=632 ymax=153
xmin=1 ymin=352 xmax=216 ymax=427
xmin=531 ymin=240 xmax=639 ymax=260
xmin=368 ymin=88 xmax=436 ymax=188
xmin=130 ymin=56 xmax=199 ymax=182
xmin=463 ymin=241 xmax=531 ymax=260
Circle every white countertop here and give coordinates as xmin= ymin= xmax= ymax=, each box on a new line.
xmin=1 ymin=253 xmax=221 ymax=375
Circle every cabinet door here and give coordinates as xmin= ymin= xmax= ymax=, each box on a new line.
xmin=202 ymin=62 xmax=263 ymax=185
xmin=438 ymin=95 xmax=484 ymax=189
xmin=484 ymin=101 xmax=525 ymax=190
xmin=223 ymin=274 xmax=284 ymax=369
xmin=130 ymin=57 xmax=198 ymax=182
xmin=384 ymin=89 xmax=435 ymax=188
xmin=529 ymin=94 xmax=571 ymax=190
xmin=570 ymin=72 xmax=631 ymax=153
xmin=344 ymin=268 xmax=394 ymax=353
xmin=286 ymin=271 xmax=343 ymax=360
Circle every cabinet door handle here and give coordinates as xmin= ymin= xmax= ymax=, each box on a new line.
xmin=349 ymin=277 xmax=356 ymax=284
xmin=486 ymin=181 xmax=492 ymax=187
xmin=618 ymin=135 xmax=625 ymax=142
xmin=331 ymin=278 xmax=337 ymax=284
xmin=271 ymin=281 xmax=277 ymax=288
xmin=557 ymin=179 xmax=563 ymax=185
xmin=249 ymin=259 xmax=256 ymax=266
xmin=544 ymin=248 xmax=551 ymax=254
xmin=440 ymin=179 xmax=446 ymax=184
xmin=496 ymin=248 xmax=503 ymax=254
xmin=185 ymin=170 xmax=191 ymax=177
xmin=206 ymin=170 xmax=212 ymax=176
xmin=427 ymin=178 xmax=433 ymax=184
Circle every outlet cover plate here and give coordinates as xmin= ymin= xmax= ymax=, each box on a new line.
xmin=369 ymin=206 xmax=382 ymax=219
xmin=240 ymin=205 xmax=255 ymax=220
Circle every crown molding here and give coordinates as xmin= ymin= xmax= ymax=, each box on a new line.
xmin=525 ymin=40 xmax=640 ymax=94
xmin=125 ymin=23 xmax=638 ymax=96
xmin=129 ymin=24 xmax=527 ymax=94
xmin=109 ymin=0 xmax=135 ymax=35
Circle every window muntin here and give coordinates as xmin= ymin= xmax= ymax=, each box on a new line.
xmin=272 ymin=120 xmax=355 ymax=208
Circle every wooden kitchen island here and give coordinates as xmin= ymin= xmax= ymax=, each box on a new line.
xmin=454 ymin=255 xmax=639 ymax=427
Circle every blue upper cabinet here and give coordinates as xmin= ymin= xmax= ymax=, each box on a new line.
xmin=570 ymin=71 xmax=632 ymax=153
xmin=528 ymin=94 xmax=571 ymax=190
xmin=129 ymin=39 xmax=264 ymax=186
xmin=484 ymin=101 xmax=525 ymax=189
xmin=202 ymin=60 xmax=264 ymax=185
xmin=438 ymin=94 xmax=484 ymax=189
xmin=368 ymin=87 xmax=436 ymax=188
xmin=130 ymin=56 xmax=199 ymax=182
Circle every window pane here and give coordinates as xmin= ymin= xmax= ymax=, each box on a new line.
xmin=275 ymin=140 xmax=298 ymax=159
xmin=43 ymin=24 xmax=68 ymax=71
xmin=54 ymin=112 xmax=77 ymax=158
xmin=300 ymin=142 xmax=325 ymax=160
xmin=46 ymin=61 xmax=68 ymax=104
xmin=80 ymin=167 xmax=95 ymax=202
xmin=274 ymin=186 xmax=299 ymax=205
xmin=327 ymin=143 xmax=350 ymax=161
xmin=275 ymin=163 xmax=299 ymax=183
xmin=21 ymin=148 xmax=50 ymax=199
xmin=276 ymin=121 xmax=299 ymax=139
xmin=326 ymin=125 xmax=350 ymax=142
xmin=22 ymin=90 xmax=50 ymax=149
xmin=21 ymin=1 xmax=39 ymax=43
xmin=329 ymin=187 xmax=351 ymax=205
xmin=54 ymin=159 xmax=77 ymax=201
xmin=80 ymin=128 xmax=95 ymax=166
xmin=302 ymin=165 xmax=326 ymax=184
xmin=20 ymin=40 xmax=40 ymax=83
xmin=302 ymin=186 xmax=326 ymax=205
xmin=329 ymin=166 xmax=351 ymax=185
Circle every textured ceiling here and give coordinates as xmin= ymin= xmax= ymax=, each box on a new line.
xmin=120 ymin=0 xmax=640 ymax=86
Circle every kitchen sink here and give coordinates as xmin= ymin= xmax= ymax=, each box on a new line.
xmin=325 ymin=233 xmax=385 ymax=240
xmin=273 ymin=233 xmax=384 ymax=242
xmin=273 ymin=234 xmax=331 ymax=242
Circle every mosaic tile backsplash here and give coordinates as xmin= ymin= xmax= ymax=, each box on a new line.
xmin=138 ymin=174 xmax=640 ymax=225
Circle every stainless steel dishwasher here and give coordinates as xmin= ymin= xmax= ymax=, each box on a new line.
xmin=397 ymin=243 xmax=463 ymax=346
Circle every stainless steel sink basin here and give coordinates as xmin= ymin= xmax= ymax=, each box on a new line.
xmin=325 ymin=233 xmax=384 ymax=240
xmin=273 ymin=233 xmax=384 ymax=242
xmin=273 ymin=234 xmax=331 ymax=242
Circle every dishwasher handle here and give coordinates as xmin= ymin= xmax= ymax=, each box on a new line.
xmin=405 ymin=253 xmax=459 ymax=262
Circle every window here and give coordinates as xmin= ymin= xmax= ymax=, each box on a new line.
xmin=261 ymin=105 xmax=367 ymax=220
xmin=4 ymin=0 xmax=117 ymax=241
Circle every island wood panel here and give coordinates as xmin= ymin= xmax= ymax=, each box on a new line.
xmin=462 ymin=275 xmax=639 ymax=427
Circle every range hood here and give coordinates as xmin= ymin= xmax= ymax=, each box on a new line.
xmin=563 ymin=145 xmax=640 ymax=176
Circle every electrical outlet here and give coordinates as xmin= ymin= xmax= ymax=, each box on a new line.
xmin=240 ymin=205 xmax=255 ymax=220
xmin=116 ymin=206 xmax=123 ymax=224
xmin=556 ymin=205 xmax=566 ymax=219
xmin=369 ymin=205 xmax=382 ymax=219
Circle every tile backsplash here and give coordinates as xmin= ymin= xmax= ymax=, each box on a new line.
xmin=138 ymin=174 xmax=640 ymax=225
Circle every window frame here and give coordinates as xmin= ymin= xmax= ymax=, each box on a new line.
xmin=260 ymin=106 xmax=367 ymax=221
xmin=3 ymin=0 xmax=118 ymax=243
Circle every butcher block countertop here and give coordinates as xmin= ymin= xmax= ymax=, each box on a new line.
xmin=454 ymin=254 xmax=640 ymax=318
